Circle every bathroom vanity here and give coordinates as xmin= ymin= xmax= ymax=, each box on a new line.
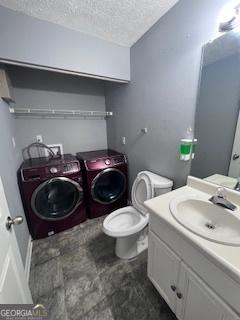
xmin=144 ymin=177 xmax=240 ymax=320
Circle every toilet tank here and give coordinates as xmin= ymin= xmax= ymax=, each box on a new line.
xmin=147 ymin=172 xmax=173 ymax=197
xmin=155 ymin=186 xmax=172 ymax=197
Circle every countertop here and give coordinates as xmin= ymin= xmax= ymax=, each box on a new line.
xmin=144 ymin=176 xmax=240 ymax=284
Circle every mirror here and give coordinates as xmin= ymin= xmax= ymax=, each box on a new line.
xmin=191 ymin=31 xmax=240 ymax=190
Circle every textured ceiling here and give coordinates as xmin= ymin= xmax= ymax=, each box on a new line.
xmin=0 ymin=0 xmax=178 ymax=47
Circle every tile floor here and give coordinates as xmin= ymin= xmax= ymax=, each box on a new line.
xmin=29 ymin=217 xmax=177 ymax=320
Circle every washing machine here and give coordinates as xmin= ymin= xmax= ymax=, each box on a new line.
xmin=18 ymin=154 xmax=87 ymax=239
xmin=76 ymin=149 xmax=128 ymax=219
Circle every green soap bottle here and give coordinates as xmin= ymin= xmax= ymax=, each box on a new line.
xmin=179 ymin=127 xmax=195 ymax=161
xmin=180 ymin=139 xmax=192 ymax=161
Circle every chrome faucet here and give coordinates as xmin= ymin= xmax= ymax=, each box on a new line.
xmin=234 ymin=178 xmax=240 ymax=191
xmin=209 ymin=187 xmax=237 ymax=211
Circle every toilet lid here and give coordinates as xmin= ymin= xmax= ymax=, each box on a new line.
xmin=131 ymin=172 xmax=154 ymax=215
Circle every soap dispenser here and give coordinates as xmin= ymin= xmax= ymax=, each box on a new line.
xmin=180 ymin=128 xmax=197 ymax=161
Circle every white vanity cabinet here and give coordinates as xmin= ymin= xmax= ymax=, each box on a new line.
xmin=148 ymin=231 xmax=239 ymax=320
xmin=148 ymin=231 xmax=180 ymax=313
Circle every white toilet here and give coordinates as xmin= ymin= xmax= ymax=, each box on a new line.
xmin=103 ymin=171 xmax=173 ymax=259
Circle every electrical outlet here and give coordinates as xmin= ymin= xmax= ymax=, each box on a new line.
xmin=121 ymin=137 xmax=126 ymax=145
xmin=11 ymin=137 xmax=16 ymax=148
xmin=36 ymin=135 xmax=43 ymax=143
xmin=141 ymin=128 xmax=148 ymax=134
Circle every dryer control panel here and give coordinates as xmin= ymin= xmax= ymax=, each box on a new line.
xmin=85 ymin=155 xmax=127 ymax=171
xmin=22 ymin=160 xmax=80 ymax=181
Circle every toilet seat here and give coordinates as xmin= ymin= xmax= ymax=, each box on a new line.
xmin=103 ymin=172 xmax=154 ymax=238
xmin=103 ymin=206 xmax=148 ymax=237
xmin=131 ymin=172 xmax=154 ymax=215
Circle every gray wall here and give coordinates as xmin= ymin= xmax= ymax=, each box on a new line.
xmin=105 ymin=0 xmax=230 ymax=188
xmin=8 ymin=66 xmax=108 ymax=153
xmin=0 ymin=5 xmax=130 ymax=81
xmin=0 ymin=99 xmax=29 ymax=264
xmin=191 ymin=54 xmax=240 ymax=178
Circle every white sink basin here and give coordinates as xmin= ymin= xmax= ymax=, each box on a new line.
xmin=170 ymin=195 xmax=240 ymax=246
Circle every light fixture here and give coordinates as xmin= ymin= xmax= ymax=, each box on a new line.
xmin=219 ymin=2 xmax=240 ymax=32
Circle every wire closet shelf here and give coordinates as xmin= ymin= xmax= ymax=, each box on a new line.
xmin=9 ymin=107 xmax=113 ymax=119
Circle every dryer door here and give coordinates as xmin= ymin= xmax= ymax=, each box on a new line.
xmin=31 ymin=177 xmax=83 ymax=220
xmin=91 ymin=168 xmax=126 ymax=204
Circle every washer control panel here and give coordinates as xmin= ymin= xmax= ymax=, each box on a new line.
xmin=49 ymin=167 xmax=58 ymax=174
xmin=47 ymin=162 xmax=80 ymax=177
xmin=62 ymin=163 xmax=79 ymax=174
xmin=47 ymin=163 xmax=79 ymax=175
xmin=22 ymin=160 xmax=80 ymax=181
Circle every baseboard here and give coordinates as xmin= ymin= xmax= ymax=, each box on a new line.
xmin=25 ymin=236 xmax=33 ymax=282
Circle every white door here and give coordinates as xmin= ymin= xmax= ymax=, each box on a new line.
xmin=177 ymin=263 xmax=239 ymax=320
xmin=148 ymin=231 xmax=181 ymax=313
xmin=0 ymin=176 xmax=32 ymax=303
xmin=229 ymin=111 xmax=240 ymax=178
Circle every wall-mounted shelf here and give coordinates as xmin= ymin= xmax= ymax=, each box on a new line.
xmin=9 ymin=107 xmax=113 ymax=119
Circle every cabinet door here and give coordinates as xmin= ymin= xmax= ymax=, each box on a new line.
xmin=148 ymin=231 xmax=181 ymax=313
xmin=177 ymin=263 xmax=239 ymax=320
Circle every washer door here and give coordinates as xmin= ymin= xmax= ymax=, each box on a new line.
xmin=91 ymin=168 xmax=126 ymax=204
xmin=31 ymin=177 xmax=83 ymax=220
